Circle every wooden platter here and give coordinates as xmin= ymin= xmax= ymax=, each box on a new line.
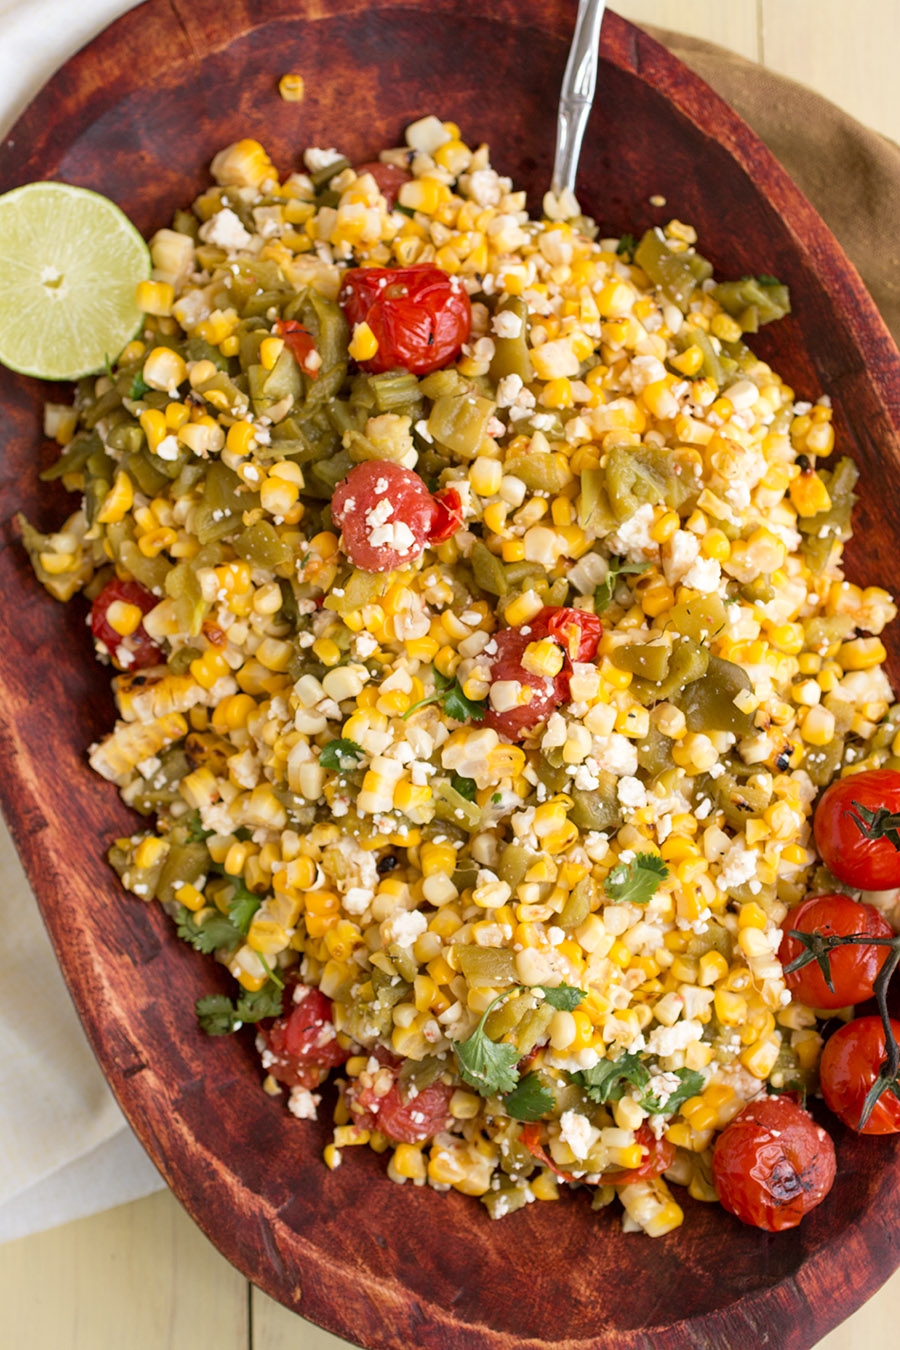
xmin=1 ymin=2 xmax=900 ymax=1346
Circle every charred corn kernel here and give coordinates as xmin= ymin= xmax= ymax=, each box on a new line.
xmin=140 ymin=407 xmax=168 ymax=453
xmin=278 ymin=72 xmax=305 ymax=101
xmin=136 ymin=279 xmax=174 ymax=316
xmin=142 ymin=346 xmax=187 ymax=392
xmin=698 ymin=950 xmax=728 ymax=986
xmin=348 ymin=321 xmax=378 ymax=362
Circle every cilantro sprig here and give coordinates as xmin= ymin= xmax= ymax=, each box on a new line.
xmin=616 ymin=233 xmax=636 ymax=259
xmin=129 ymin=372 xmax=151 ymax=399
xmin=503 ymin=1072 xmax=556 ymax=1121
xmin=453 ymin=984 xmax=586 ymax=1098
xmin=319 ymin=738 xmax=364 ymax=771
xmin=594 ymin=557 xmax=652 ymax=613
xmin=604 ymin=852 xmax=668 ymax=905
xmin=403 ymin=667 xmax=486 ymax=723
xmin=174 ymin=877 xmax=262 ymax=955
xmin=196 ymin=981 xmax=284 ymax=1036
xmin=570 ymin=1053 xmax=703 ymax=1115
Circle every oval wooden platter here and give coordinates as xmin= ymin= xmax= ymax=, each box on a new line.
xmin=1 ymin=2 xmax=900 ymax=1346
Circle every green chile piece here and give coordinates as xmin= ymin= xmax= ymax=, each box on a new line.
xmin=454 ymin=945 xmax=518 ymax=987
xmin=604 ymin=444 xmax=700 ymax=522
xmin=558 ymin=876 xmax=595 ymax=929
xmin=234 ymin=521 xmax=292 ymax=568
xmin=471 ymin=538 xmax=509 ymax=596
xmin=427 ymin=391 xmax=495 ymax=459
xmin=713 ymin=277 xmax=791 ymax=328
xmin=165 ymin=562 xmax=207 ymax=637
xmin=631 ymin=636 xmax=708 ymax=704
xmin=154 ymin=842 xmax=210 ymax=905
xmin=634 ymin=229 xmax=713 ymax=310
xmin=673 ymin=327 xmax=723 ymax=386
xmin=497 ymin=843 xmax=541 ymax=893
xmin=636 ymin=723 xmax=676 ymax=776
xmin=611 ymin=639 xmax=670 ymax=682
xmin=578 ymin=469 xmax=618 ymax=533
xmin=681 ymin=655 xmax=754 ymax=735
xmin=481 ymin=1184 xmax=531 ymax=1219
xmin=665 ymin=593 xmax=727 ymax=642
xmin=434 ymin=780 xmax=482 ymax=831
xmin=489 ymin=296 xmax=532 ymax=384
xmin=568 ymin=772 xmax=621 ymax=832
xmin=514 ymin=1002 xmax=555 ymax=1057
xmin=503 ymin=452 xmax=571 ymax=494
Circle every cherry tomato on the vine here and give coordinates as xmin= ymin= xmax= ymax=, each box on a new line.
xmin=712 ymin=1095 xmax=836 ymax=1231
xmin=90 ymin=577 xmax=163 ymax=671
xmin=814 ymin=768 xmax=900 ymax=890
xmin=274 ymin=319 xmax=319 ymax=378
xmin=353 ymin=161 xmax=411 ymax=209
xmin=258 ymin=986 xmax=348 ymax=1091
xmin=331 ymin=460 xmax=461 ymax=573
xmin=778 ymin=893 xmax=894 ymax=1010
xmin=339 ymin=264 xmax=471 ymax=375
xmin=819 ymin=1015 xmax=900 ymax=1134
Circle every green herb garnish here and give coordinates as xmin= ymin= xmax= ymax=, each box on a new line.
xmin=451 ymin=774 xmax=478 ymax=801
xmin=319 ymin=738 xmax=365 ymax=771
xmin=604 ymin=852 xmax=668 ymax=905
xmin=594 ymin=558 xmax=652 ymax=613
xmin=453 ymin=991 xmax=521 ymax=1095
xmin=195 ymin=981 xmax=284 ymax=1036
xmin=503 ymin=1072 xmax=556 ymax=1121
xmin=129 ymin=372 xmax=151 ymax=399
xmin=175 ymin=906 xmax=243 ymax=954
xmin=404 ymin=668 xmax=487 ymax=722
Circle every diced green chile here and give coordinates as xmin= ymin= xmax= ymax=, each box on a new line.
xmin=631 ymin=636 xmax=708 ymax=704
xmin=471 ymin=538 xmax=509 ymax=596
xmin=681 ymin=656 xmax=754 ymax=735
xmin=634 ymin=230 xmax=712 ymax=311
xmin=454 ymin=946 xmax=518 ymax=987
xmin=489 ymin=296 xmax=533 ymax=384
xmin=427 ymin=391 xmax=495 ymax=459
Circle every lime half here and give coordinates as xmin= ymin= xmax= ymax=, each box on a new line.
xmin=0 ymin=181 xmax=150 ymax=381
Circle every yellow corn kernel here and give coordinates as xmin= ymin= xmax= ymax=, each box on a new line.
xmin=134 ymin=835 xmax=168 ymax=869
xmin=136 ymin=279 xmax=175 ymax=316
xmin=670 ymin=344 xmax=704 ymax=376
xmin=714 ymin=988 xmax=747 ymax=1026
xmin=701 ymin=529 xmax=731 ymax=562
xmin=190 ymin=648 xmax=230 ymax=690
xmin=139 ymin=407 xmax=168 ymax=453
xmin=469 ymin=456 xmax=503 ymax=496
xmin=521 ymin=638 xmax=565 ymax=678
xmin=323 ymin=1144 xmax=342 ymax=1170
xmin=768 ymin=622 xmax=804 ymax=656
xmin=530 ymin=1170 xmax=560 ymax=1202
xmin=741 ymin=1036 xmax=781 ymax=1079
xmin=420 ymin=841 xmax=456 ymax=878
xmin=608 ymin=939 xmax=631 ymax=968
xmin=210 ymin=139 xmax=276 ymax=189
xmin=278 ymin=72 xmax=305 ymax=101
xmin=247 ymin=918 xmax=290 ymax=955
xmin=259 ymin=335 xmax=285 ymax=371
xmin=541 ymin=377 xmax=574 ymax=409
xmin=710 ymin=311 xmax=742 ymax=343
xmin=142 ymin=346 xmax=187 ymax=393
xmin=174 ymin=883 xmax=205 ymax=912
xmin=392 ymin=1143 xmax=427 ymax=1181
xmin=800 ymin=704 xmax=835 ymax=746
xmin=137 ymin=525 xmax=177 ymax=558
xmin=838 ymin=637 xmax=887 ymax=671
xmin=348 ymin=321 xmax=379 ymax=362
xmin=211 ymin=692 xmax=256 ymax=732
xmin=697 ymin=950 xmax=728 ymax=987
xmin=501 ymin=539 xmax=526 ymax=562
xmin=650 ymin=510 xmax=679 ymax=544
xmin=738 ymin=902 xmax=768 ymax=931
xmin=482 ymin=500 xmax=509 ymax=536
xmin=789 ymin=469 xmax=832 ymax=518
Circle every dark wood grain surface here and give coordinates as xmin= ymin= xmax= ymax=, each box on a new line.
xmin=1 ymin=2 xmax=899 ymax=1346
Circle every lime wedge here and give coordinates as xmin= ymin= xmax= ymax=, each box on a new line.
xmin=0 ymin=181 xmax=150 ymax=381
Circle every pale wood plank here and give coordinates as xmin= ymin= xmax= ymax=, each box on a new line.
xmin=612 ymin=0 xmax=760 ymax=61
xmin=0 ymin=1189 xmax=248 ymax=1350
xmin=761 ymin=0 xmax=900 ymax=144
xmin=253 ymin=1287 xmax=357 ymax=1349
xmin=818 ymin=1265 xmax=900 ymax=1348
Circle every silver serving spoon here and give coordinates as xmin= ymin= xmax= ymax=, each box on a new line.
xmin=550 ymin=0 xmax=606 ymax=202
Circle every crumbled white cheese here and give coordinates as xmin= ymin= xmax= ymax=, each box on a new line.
xmin=199 ymin=207 xmax=251 ymax=252
xmin=558 ymin=1109 xmax=600 ymax=1160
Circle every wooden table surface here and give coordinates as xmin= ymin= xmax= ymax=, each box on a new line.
xmin=3 ymin=2 xmax=900 ymax=1347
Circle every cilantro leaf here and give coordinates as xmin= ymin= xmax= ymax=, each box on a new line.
xmin=616 ymin=233 xmax=636 ymax=258
xmin=403 ymin=667 xmax=487 ymax=723
xmin=175 ymin=905 xmax=243 ymax=954
xmin=756 ymin=273 xmax=781 ymax=287
xmin=503 ymin=1072 xmax=555 ymax=1121
xmin=453 ymin=991 xmax=521 ymax=1096
xmin=451 ymin=774 xmax=477 ymax=801
xmin=226 ymin=880 xmax=262 ymax=935
xmin=571 ymin=1052 xmax=650 ymax=1104
xmin=538 ymin=983 xmax=586 ymax=1012
xmin=319 ymin=738 xmax=364 ymax=771
xmin=604 ymin=852 xmax=668 ymax=905
xmin=129 ymin=372 xmax=151 ymax=399
xmin=185 ymin=811 xmax=213 ymax=843
xmin=196 ymin=980 xmax=284 ymax=1036
xmin=594 ymin=557 xmax=652 ymax=613
xmin=640 ymin=1068 xmax=705 ymax=1115
xmin=491 ymin=792 xmax=502 ymax=804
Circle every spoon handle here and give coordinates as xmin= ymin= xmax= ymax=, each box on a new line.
xmin=551 ymin=0 xmax=606 ymax=198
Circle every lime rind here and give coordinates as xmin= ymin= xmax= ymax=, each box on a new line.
xmin=0 ymin=181 xmax=151 ymax=381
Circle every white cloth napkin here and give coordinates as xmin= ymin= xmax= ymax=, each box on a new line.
xmin=0 ymin=0 xmax=165 ymax=1243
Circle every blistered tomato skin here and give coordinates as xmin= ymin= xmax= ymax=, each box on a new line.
xmin=90 ymin=577 xmax=163 ymax=671
xmin=778 ymin=894 xmax=894 ymax=1010
xmin=820 ymin=1016 xmax=900 ymax=1134
xmin=258 ymin=986 xmax=349 ymax=1091
xmin=814 ymin=768 xmax=900 ymax=890
xmin=531 ymin=606 xmax=603 ymax=663
xmin=345 ymin=1052 xmax=454 ymax=1143
xmin=712 ymin=1096 xmax=836 ymax=1231
xmin=484 ymin=626 xmax=569 ymax=741
xmin=339 ymin=264 xmax=471 ymax=375
xmin=332 ymin=461 xmax=436 ymax=572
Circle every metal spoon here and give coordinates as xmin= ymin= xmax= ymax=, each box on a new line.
xmin=551 ymin=0 xmax=606 ymax=200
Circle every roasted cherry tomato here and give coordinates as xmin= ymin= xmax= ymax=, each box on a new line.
xmin=353 ymin=160 xmax=411 ymax=208
xmin=814 ymin=768 xmax=900 ymax=890
xmin=339 ymin=264 xmax=471 ymax=375
xmin=428 ymin=486 xmax=464 ymax=545
xmin=90 ymin=577 xmax=163 ymax=671
xmin=712 ymin=1095 xmax=836 ymax=1231
xmin=778 ymin=893 xmax=894 ymax=1010
xmin=345 ymin=1052 xmax=453 ymax=1143
xmin=274 ymin=319 xmax=319 ymax=378
xmin=521 ymin=1122 xmax=673 ymax=1185
xmin=332 ymin=460 xmax=460 ymax=572
xmin=258 ymin=986 xmax=348 ymax=1091
xmin=531 ymin=606 xmax=603 ymax=664
xmin=819 ymin=1015 xmax=900 ymax=1134
xmin=484 ymin=625 xmax=569 ymax=741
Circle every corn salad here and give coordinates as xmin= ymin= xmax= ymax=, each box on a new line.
xmin=22 ymin=115 xmax=900 ymax=1237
